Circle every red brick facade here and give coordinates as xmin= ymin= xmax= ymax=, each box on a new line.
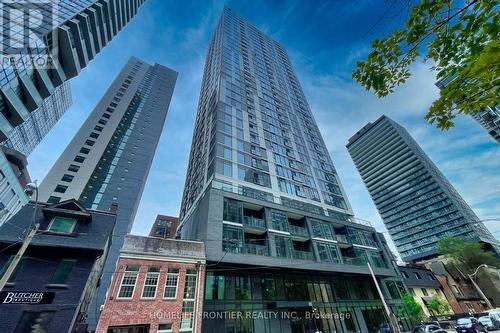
xmin=96 ymin=257 xmax=205 ymax=333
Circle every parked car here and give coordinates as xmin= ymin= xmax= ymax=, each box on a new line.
xmin=412 ymin=324 xmax=449 ymax=333
xmin=487 ymin=309 xmax=500 ymax=329
xmin=477 ymin=316 xmax=494 ymax=330
xmin=455 ymin=317 xmax=488 ymax=333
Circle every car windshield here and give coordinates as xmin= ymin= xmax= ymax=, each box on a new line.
xmin=479 ymin=317 xmax=490 ymax=322
xmin=457 ymin=318 xmax=472 ymax=324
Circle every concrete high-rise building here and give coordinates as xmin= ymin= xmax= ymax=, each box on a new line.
xmin=346 ymin=115 xmax=500 ymax=262
xmin=0 ymin=0 xmax=147 ymax=141
xmin=436 ymin=77 xmax=500 ymax=144
xmin=38 ymin=57 xmax=177 ymax=327
xmin=179 ymin=8 xmax=410 ymax=333
xmin=149 ymin=214 xmax=179 ymax=239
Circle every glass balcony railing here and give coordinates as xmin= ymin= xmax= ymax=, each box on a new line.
xmin=293 ymin=250 xmax=314 ymax=261
xmin=370 ymin=257 xmax=388 ymax=268
xmin=243 ymin=243 xmax=268 ymax=256
xmin=335 ymin=234 xmax=349 ymax=243
xmin=243 ymin=216 xmax=266 ymax=229
xmin=289 ymin=225 xmax=309 ymax=237
xmin=342 ymin=257 xmax=368 ymax=266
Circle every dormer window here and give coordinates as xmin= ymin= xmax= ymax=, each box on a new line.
xmin=48 ymin=216 xmax=77 ymax=234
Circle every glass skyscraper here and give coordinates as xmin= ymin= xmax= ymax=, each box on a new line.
xmin=346 ymin=115 xmax=500 ymax=262
xmin=179 ymin=8 xmax=409 ymax=333
xmin=0 ymin=0 xmax=146 ymax=141
xmin=37 ymin=57 xmax=178 ymax=327
xmin=2 ymin=81 xmax=72 ymax=155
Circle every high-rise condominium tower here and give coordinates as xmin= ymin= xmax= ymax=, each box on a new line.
xmin=38 ymin=57 xmax=177 ymax=327
xmin=0 ymin=0 xmax=146 ymax=141
xmin=179 ymin=8 xmax=409 ymax=333
xmin=436 ymin=77 xmax=500 ymax=144
xmin=0 ymin=0 xmax=146 ymax=221
xmin=347 ymin=115 xmax=500 ymax=262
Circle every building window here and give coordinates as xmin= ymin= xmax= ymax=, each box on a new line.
xmin=48 ymin=217 xmax=76 ymax=233
xmin=14 ymin=311 xmax=54 ymax=332
xmin=409 ymin=288 xmax=415 ymax=296
xmin=68 ymin=164 xmax=80 ymax=172
xmin=414 ymin=272 xmax=421 ymax=279
xmin=50 ymin=259 xmax=77 ymax=285
xmin=223 ymin=162 xmax=232 ymax=177
xmin=94 ymin=125 xmax=103 ymax=132
xmin=164 ymin=268 xmax=179 ymax=299
xmin=141 ymin=266 xmax=160 ymax=299
xmin=74 ymin=156 xmax=85 ymax=163
xmin=54 ymin=185 xmax=68 ymax=193
xmin=61 ymin=174 xmax=74 ymax=182
xmin=47 ymin=196 xmax=61 ymax=204
xmin=183 ymin=269 xmax=197 ymax=299
xmin=434 ymin=288 xmax=440 ymax=294
xmin=98 ymin=119 xmax=107 ymax=125
xmin=79 ymin=147 xmax=90 ymax=154
xmin=85 ymin=139 xmax=95 ymax=146
xmin=401 ymin=271 xmax=409 ymax=279
xmin=428 ymin=273 xmax=435 ymax=280
xmin=421 ymin=288 xmax=429 ymax=296
xmin=118 ymin=265 xmax=140 ymax=299
xmin=89 ymin=132 xmax=99 ymax=139
xmin=158 ymin=323 xmax=173 ymax=333
xmin=102 ymin=113 xmax=111 ymax=119
xmin=0 ymin=255 xmax=26 ymax=282
xmin=451 ymin=285 xmax=464 ymax=296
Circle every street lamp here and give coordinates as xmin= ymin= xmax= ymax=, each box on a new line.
xmin=468 ymin=264 xmax=493 ymax=310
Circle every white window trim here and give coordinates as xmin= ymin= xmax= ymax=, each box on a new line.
xmin=141 ymin=271 xmax=160 ymax=299
xmin=163 ymin=271 xmax=179 ymax=300
xmin=117 ymin=270 xmax=139 ymax=299
xmin=47 ymin=216 xmax=76 ymax=234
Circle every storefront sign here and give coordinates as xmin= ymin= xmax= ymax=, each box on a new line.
xmin=0 ymin=291 xmax=55 ymax=305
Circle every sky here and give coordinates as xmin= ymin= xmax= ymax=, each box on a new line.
xmin=28 ymin=0 xmax=500 ymax=253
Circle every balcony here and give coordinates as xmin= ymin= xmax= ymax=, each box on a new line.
xmin=243 ymin=216 xmax=266 ymax=229
xmin=289 ymin=225 xmax=309 ymax=238
xmin=243 ymin=243 xmax=268 ymax=256
xmin=369 ymin=256 xmax=388 ymax=268
xmin=342 ymin=257 xmax=368 ymax=266
xmin=293 ymin=250 xmax=314 ymax=261
xmin=335 ymin=234 xmax=349 ymax=243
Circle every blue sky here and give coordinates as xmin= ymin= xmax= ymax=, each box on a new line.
xmin=28 ymin=0 xmax=500 ymax=249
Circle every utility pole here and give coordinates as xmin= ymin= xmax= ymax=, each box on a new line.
xmin=368 ymin=262 xmax=401 ymax=333
xmin=0 ymin=182 xmax=39 ymax=291
xmin=468 ymin=264 xmax=493 ymax=309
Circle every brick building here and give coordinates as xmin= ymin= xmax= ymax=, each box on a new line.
xmin=96 ymin=235 xmax=205 ymax=333
xmin=424 ymin=259 xmax=486 ymax=314
xmin=0 ymin=199 xmax=115 ymax=333
xmin=149 ymin=215 xmax=179 ymax=239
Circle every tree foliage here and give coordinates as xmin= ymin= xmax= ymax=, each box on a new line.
xmin=427 ymin=295 xmax=452 ymax=315
xmin=401 ymin=293 xmax=425 ymax=325
xmin=353 ymin=0 xmax=499 ymax=129
xmin=437 ymin=237 xmax=499 ymax=274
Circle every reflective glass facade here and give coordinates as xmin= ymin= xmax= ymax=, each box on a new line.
xmin=37 ymin=57 xmax=177 ymax=327
xmin=347 ymin=115 xmax=500 ymax=262
xmin=0 ymin=0 xmax=147 ymax=141
xmin=179 ymin=8 xmax=409 ymax=333
xmin=180 ymin=7 xmax=351 ymax=220
xmin=2 ymin=81 xmax=72 ymax=155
